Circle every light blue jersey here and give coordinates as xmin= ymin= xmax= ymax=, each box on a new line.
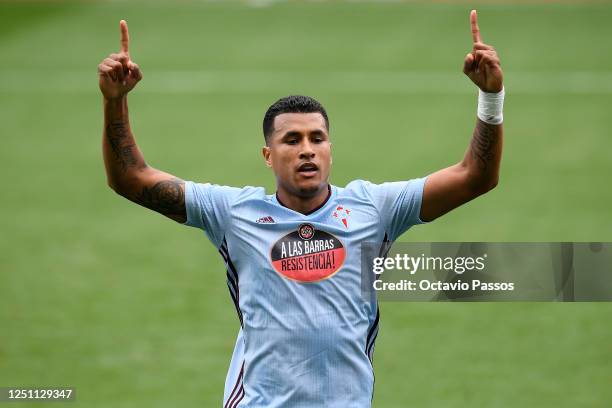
xmin=183 ymin=178 xmax=428 ymax=407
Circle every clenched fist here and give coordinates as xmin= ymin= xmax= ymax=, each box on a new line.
xmin=98 ymin=20 xmax=142 ymax=100
xmin=463 ymin=10 xmax=503 ymax=93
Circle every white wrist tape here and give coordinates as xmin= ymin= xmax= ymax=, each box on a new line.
xmin=477 ymin=87 xmax=505 ymax=125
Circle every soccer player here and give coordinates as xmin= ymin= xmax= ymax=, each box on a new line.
xmin=97 ymin=10 xmax=503 ymax=407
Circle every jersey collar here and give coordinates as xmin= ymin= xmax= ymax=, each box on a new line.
xmin=275 ymin=184 xmax=333 ymax=216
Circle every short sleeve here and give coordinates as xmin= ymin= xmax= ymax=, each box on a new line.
xmin=182 ymin=181 xmax=243 ymax=248
xmin=363 ymin=176 xmax=429 ymax=241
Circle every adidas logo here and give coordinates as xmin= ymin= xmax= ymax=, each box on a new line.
xmin=256 ymin=216 xmax=275 ymax=224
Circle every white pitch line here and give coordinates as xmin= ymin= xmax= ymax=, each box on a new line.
xmin=1 ymin=70 xmax=611 ymax=94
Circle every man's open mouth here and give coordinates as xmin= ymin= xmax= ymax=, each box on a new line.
xmin=297 ymin=162 xmax=319 ymax=176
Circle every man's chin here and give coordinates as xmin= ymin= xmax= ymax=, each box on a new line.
xmin=295 ymin=180 xmax=326 ymax=198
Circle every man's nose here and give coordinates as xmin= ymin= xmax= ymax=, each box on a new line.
xmin=299 ymin=140 xmax=315 ymax=160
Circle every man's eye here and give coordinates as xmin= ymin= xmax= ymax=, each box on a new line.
xmin=313 ymin=138 xmax=323 ymax=143
xmin=287 ymin=139 xmax=298 ymax=145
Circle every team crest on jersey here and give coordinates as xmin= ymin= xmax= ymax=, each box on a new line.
xmin=332 ymin=205 xmax=351 ymax=228
xmin=298 ymin=223 xmax=315 ymax=240
xmin=270 ymin=224 xmax=346 ymax=283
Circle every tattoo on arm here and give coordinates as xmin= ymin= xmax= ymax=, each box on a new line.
xmin=106 ymin=121 xmax=138 ymax=172
xmin=470 ymin=120 xmax=499 ymax=170
xmin=137 ymin=178 xmax=186 ymax=217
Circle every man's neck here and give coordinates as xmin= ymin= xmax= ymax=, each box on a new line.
xmin=276 ymin=184 xmax=331 ymax=215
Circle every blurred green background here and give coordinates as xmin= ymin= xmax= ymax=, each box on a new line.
xmin=1 ymin=0 xmax=611 ymax=407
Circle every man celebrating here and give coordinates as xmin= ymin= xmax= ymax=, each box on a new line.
xmin=98 ymin=10 xmax=503 ymax=407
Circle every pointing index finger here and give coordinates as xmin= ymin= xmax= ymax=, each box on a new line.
xmin=120 ymin=19 xmax=129 ymax=54
xmin=470 ymin=10 xmax=482 ymax=44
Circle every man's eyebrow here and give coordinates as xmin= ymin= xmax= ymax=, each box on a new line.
xmin=309 ymin=129 xmax=326 ymax=137
xmin=282 ymin=131 xmax=302 ymax=138
xmin=279 ymin=129 xmax=327 ymax=140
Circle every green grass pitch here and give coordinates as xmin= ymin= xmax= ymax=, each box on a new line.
xmin=1 ymin=1 xmax=611 ymax=407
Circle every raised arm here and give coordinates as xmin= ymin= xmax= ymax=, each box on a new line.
xmin=420 ymin=10 xmax=504 ymax=222
xmin=98 ymin=20 xmax=186 ymax=223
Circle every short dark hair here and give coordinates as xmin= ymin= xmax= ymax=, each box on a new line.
xmin=262 ymin=95 xmax=329 ymax=142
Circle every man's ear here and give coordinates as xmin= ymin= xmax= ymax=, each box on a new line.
xmin=262 ymin=146 xmax=272 ymax=168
